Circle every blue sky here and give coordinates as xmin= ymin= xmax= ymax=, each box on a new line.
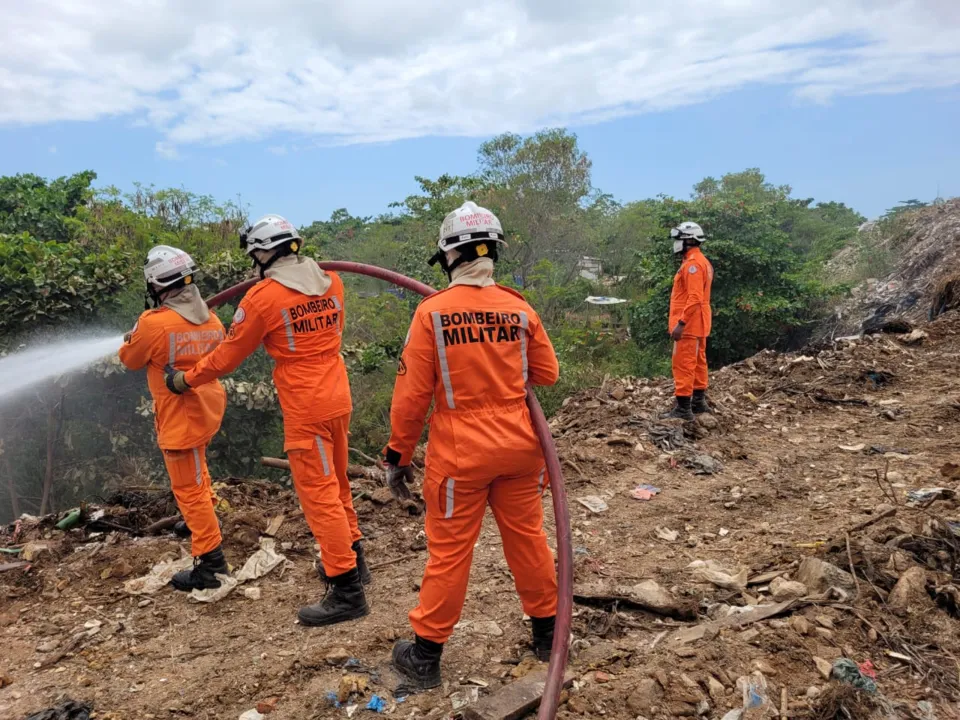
xmin=2 ymin=1 xmax=958 ymax=224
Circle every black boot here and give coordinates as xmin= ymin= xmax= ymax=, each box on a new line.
xmin=317 ymin=540 xmax=371 ymax=585
xmin=392 ymin=635 xmax=443 ymax=690
xmin=692 ymin=389 xmax=712 ymax=414
xmin=170 ymin=546 xmax=228 ymax=592
xmin=173 ymin=518 xmax=223 ymax=539
xmin=298 ymin=567 xmax=369 ymax=627
xmin=661 ymin=396 xmax=694 ymax=421
xmin=531 ymin=615 xmax=556 ymax=662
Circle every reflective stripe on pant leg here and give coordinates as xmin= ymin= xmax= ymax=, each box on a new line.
xmin=519 ymin=312 xmax=529 ymax=382
xmin=280 ymin=308 xmax=296 ymax=351
xmin=430 ymin=311 xmax=455 ymax=409
xmin=192 ymin=447 xmax=202 ymax=485
xmin=444 ymin=478 xmax=456 ymax=519
xmin=315 ymin=436 xmax=331 ymax=476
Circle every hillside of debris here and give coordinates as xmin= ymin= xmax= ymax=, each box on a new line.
xmin=822 ymin=199 xmax=960 ymax=338
xmin=3 ymin=311 xmax=960 ymax=720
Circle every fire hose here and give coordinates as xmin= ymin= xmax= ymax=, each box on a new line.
xmin=206 ymin=261 xmax=572 ymax=719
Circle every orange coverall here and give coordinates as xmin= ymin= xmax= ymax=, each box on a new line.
xmin=118 ymin=309 xmax=227 ymax=556
xmin=185 ymin=272 xmax=360 ymax=577
xmin=386 ymin=284 xmax=560 ymax=644
xmin=668 ymin=246 xmax=714 ymax=397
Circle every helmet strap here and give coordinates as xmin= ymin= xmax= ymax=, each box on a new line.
xmin=429 ymin=242 xmax=498 ymax=281
xmin=252 ymin=241 xmax=299 ymax=279
xmin=146 ymin=275 xmax=192 ymax=308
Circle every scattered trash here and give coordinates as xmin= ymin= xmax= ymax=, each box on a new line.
xmin=831 ymin=658 xmax=878 ymax=693
xmin=577 ymin=496 xmax=608 ymax=513
xmin=365 ymin=694 xmax=387 ymax=713
xmin=720 ymin=672 xmax=773 ymax=720
xmin=326 ymin=692 xmax=341 ymax=709
xmin=688 ymin=559 xmax=749 ymax=590
xmin=123 ymin=556 xmax=194 ymax=595
xmin=655 ymin=526 xmax=679 ymax=542
xmin=193 ymin=538 xmax=287 ymax=603
xmin=907 ymin=487 xmax=956 ymax=507
xmin=244 ymin=587 xmax=262 ymax=601
xmin=683 ymin=453 xmax=723 ymax=475
xmin=450 ymin=686 xmax=480 ymax=710
xmin=631 ymin=484 xmax=660 ymax=501
xmin=838 ymin=443 xmax=865 ymax=452
xmin=238 ymin=710 xmax=265 ymax=720
xmin=857 ymin=660 xmax=877 ymax=680
xmin=55 ymin=508 xmax=82 ymax=531
xmin=23 ymin=701 xmax=92 ymax=720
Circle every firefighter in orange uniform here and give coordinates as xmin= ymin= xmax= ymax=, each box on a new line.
xmin=663 ymin=221 xmax=714 ymax=421
xmin=384 ymin=202 xmax=560 ymax=689
xmin=164 ymin=216 xmax=369 ymax=627
xmin=119 ymin=246 xmax=229 ymax=591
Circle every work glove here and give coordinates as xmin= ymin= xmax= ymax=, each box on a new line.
xmin=123 ymin=332 xmax=132 ymax=344
xmin=164 ymin=364 xmax=191 ymax=395
xmin=385 ymin=464 xmax=415 ymax=502
xmin=670 ymin=322 xmax=685 ymax=341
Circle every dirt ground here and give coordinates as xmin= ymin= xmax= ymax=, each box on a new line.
xmin=3 ymin=314 xmax=960 ymax=720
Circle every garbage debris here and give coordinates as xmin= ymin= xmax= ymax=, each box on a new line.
xmin=450 ymin=686 xmax=480 ymax=710
xmin=194 ymin=538 xmax=286 ymax=603
xmin=24 ymin=700 xmax=92 ymax=720
xmin=831 ymin=658 xmax=878 ymax=693
xmin=907 ymin=487 xmax=956 ymax=507
xmin=576 ymin=496 xmax=608 ymax=513
xmin=631 ymin=484 xmax=660 ymax=500
xmin=682 ymin=453 xmax=723 ymax=475
xmin=238 ymin=710 xmax=265 ymax=720
xmin=688 ymin=559 xmax=749 ymax=590
xmin=720 ymin=672 xmax=773 ymax=720
xmin=365 ymin=694 xmax=387 ymax=713
xmin=655 ymin=526 xmax=679 ymax=542
xmin=55 ymin=508 xmax=82 ymax=531
xmin=123 ymin=556 xmax=194 ymax=595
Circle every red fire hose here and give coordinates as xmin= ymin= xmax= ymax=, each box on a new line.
xmin=206 ymin=261 xmax=572 ymax=719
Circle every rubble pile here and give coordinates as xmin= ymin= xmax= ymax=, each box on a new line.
xmin=823 ymin=198 xmax=960 ymax=337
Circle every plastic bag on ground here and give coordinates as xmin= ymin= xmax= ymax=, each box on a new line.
xmin=688 ymin=559 xmax=749 ymax=590
xmin=123 ymin=556 xmax=193 ymax=595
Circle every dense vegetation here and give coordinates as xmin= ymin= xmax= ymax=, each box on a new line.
xmin=0 ymin=129 xmax=871 ymax=522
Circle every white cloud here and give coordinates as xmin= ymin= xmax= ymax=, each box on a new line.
xmin=48 ymin=145 xmax=56 ymax=154
xmin=267 ymin=145 xmax=288 ymax=156
xmin=1 ymin=1 xmax=958 ymax=152
xmin=154 ymin=141 xmax=180 ymax=160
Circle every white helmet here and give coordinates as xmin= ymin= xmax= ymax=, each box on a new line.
xmin=438 ymin=201 xmax=506 ymax=253
xmin=240 ymin=214 xmax=301 ymax=255
xmin=144 ymin=245 xmax=198 ymax=289
xmin=671 ymin=221 xmax=705 ymax=254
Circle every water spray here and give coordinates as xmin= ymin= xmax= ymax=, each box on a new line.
xmin=207 ymin=261 xmax=573 ymax=720
xmin=0 ymin=334 xmax=125 ymax=402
